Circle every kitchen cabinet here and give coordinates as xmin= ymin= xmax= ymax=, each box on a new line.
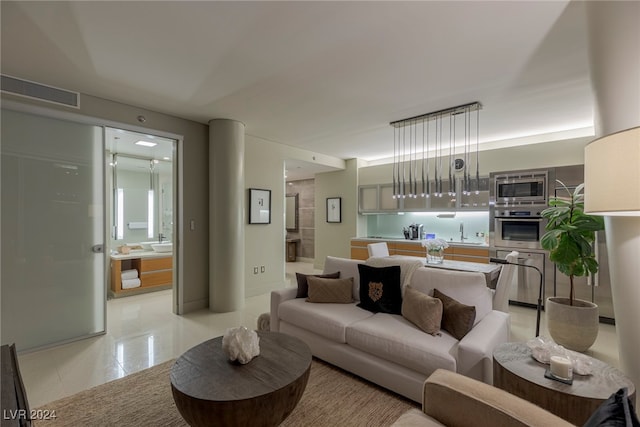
xmin=350 ymin=238 xmax=489 ymax=263
xmin=358 ymin=184 xmax=399 ymax=213
xmin=459 ymin=177 xmax=490 ymax=209
xmin=358 ymin=176 xmax=488 ymax=213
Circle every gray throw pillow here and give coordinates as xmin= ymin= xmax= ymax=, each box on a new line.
xmin=306 ymin=276 xmax=354 ymax=304
xmin=295 ymin=271 xmax=340 ymax=298
xmin=433 ymin=288 xmax=476 ymax=340
xmin=402 ymin=285 xmax=442 ymax=336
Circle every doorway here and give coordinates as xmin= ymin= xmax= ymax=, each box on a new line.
xmin=105 ymin=128 xmax=177 ymax=301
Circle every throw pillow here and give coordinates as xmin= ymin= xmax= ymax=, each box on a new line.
xmin=433 ymin=288 xmax=476 ymax=340
xmin=583 ymin=387 xmax=640 ymax=427
xmin=356 ymin=264 xmax=402 ymax=314
xmin=306 ymin=276 xmax=354 ymax=304
xmin=295 ymin=271 xmax=340 ymax=298
xmin=402 ymin=285 xmax=442 ymax=335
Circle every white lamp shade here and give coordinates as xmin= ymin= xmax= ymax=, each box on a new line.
xmin=584 ymin=126 xmax=640 ymax=215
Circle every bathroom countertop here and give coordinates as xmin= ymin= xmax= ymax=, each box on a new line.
xmin=110 ymin=250 xmax=173 ymax=260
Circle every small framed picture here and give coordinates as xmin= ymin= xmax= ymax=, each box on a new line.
xmin=326 ymin=197 xmax=342 ymax=223
xmin=249 ymin=188 xmax=271 ymax=224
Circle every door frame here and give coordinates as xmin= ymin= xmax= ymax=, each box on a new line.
xmin=2 ymin=98 xmax=184 ymax=316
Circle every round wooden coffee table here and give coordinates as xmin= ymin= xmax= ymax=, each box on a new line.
xmin=493 ymin=342 xmax=636 ymax=425
xmin=170 ymin=331 xmax=312 ymax=427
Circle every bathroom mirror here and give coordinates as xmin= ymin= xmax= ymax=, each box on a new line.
xmin=286 ymin=193 xmax=298 ymax=231
xmin=111 ymin=155 xmax=173 ymax=245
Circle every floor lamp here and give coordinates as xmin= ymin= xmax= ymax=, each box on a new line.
xmin=490 ymin=257 xmax=544 ymax=337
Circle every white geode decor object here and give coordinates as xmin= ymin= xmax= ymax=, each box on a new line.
xmin=222 ymin=326 xmax=260 ymax=364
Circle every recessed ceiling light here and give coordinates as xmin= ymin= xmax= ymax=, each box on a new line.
xmin=163 ymin=157 xmax=170 ymax=161
xmin=135 ymin=140 xmax=157 ymax=147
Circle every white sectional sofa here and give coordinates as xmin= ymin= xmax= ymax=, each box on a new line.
xmin=271 ymin=256 xmax=510 ymax=403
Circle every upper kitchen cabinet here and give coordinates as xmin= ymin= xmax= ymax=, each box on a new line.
xmin=428 ymin=179 xmax=456 ymax=210
xmin=358 ymin=184 xmax=399 ymax=213
xmin=459 ymin=177 xmax=490 ymax=210
xmin=358 ymin=176 xmax=489 ymax=213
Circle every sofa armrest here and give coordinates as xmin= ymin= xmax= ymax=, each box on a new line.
xmin=457 ymin=310 xmax=509 ymax=384
xmin=270 ymin=288 xmax=298 ymax=331
xmin=422 ymin=369 xmax=573 ymax=427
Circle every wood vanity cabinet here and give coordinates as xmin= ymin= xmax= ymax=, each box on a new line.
xmin=110 ymin=255 xmax=173 ymax=296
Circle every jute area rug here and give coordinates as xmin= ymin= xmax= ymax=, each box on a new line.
xmin=34 ymin=358 xmax=418 ymax=426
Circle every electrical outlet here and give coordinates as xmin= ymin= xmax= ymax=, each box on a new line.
xmin=261 ymin=266 xmax=265 ymax=273
xmin=253 ymin=267 xmax=258 ymax=274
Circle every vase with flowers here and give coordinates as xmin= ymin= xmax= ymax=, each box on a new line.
xmin=422 ymin=238 xmax=449 ymax=264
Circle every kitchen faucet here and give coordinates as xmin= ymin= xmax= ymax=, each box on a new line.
xmin=459 ymin=223 xmax=468 ymax=242
xmin=158 ymin=233 xmax=165 ymax=243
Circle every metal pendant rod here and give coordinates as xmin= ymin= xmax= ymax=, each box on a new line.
xmin=390 ymin=101 xmax=482 ymax=127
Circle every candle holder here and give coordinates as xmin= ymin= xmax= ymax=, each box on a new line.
xmin=545 ymin=355 xmax=573 ymax=385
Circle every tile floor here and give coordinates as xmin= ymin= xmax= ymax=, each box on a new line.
xmin=18 ymin=261 xmax=619 ymax=409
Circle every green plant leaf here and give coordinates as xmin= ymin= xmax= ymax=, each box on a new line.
xmin=541 ymin=230 xmax=561 ymax=250
xmin=585 ymin=257 xmax=599 ymax=275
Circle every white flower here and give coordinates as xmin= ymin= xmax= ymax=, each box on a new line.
xmin=421 ymin=238 xmax=449 ymax=250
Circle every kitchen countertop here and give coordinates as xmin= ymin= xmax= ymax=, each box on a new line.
xmin=351 ymin=237 xmax=489 ymax=248
xmin=110 ymin=250 xmax=173 ymax=260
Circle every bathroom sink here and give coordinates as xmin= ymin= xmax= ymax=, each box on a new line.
xmin=151 ymin=243 xmax=173 ymax=253
xmin=140 ymin=241 xmax=170 ymax=250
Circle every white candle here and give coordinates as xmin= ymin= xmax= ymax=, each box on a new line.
xmin=550 ymin=356 xmax=573 ymax=380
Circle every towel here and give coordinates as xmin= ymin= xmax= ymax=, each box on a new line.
xmin=121 ymin=278 xmax=141 ymax=289
xmin=121 ymin=269 xmax=138 ymax=280
xmin=365 ymin=256 xmax=424 ymax=295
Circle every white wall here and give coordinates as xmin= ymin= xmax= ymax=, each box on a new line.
xmin=314 ymin=159 xmax=366 ymax=270
xmin=244 ymin=135 xmax=345 ymax=296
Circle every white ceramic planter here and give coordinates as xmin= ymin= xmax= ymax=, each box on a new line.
xmin=546 ymin=297 xmax=599 ymax=352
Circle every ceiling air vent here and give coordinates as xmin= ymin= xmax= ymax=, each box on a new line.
xmin=1 ymin=74 xmax=80 ymax=108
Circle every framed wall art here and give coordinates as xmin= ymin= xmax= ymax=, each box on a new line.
xmin=249 ymin=188 xmax=271 ymax=224
xmin=326 ymin=197 xmax=342 ymax=223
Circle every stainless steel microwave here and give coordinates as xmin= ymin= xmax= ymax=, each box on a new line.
xmin=494 ymin=171 xmax=547 ymax=205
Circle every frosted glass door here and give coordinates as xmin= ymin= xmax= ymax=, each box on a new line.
xmin=1 ymin=109 xmax=105 ymax=351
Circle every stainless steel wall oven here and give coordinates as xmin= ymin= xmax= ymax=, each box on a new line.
xmin=493 ymin=207 xmax=547 ymax=250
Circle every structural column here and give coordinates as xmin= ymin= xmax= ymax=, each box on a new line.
xmin=209 ymin=119 xmax=245 ymax=312
xmin=585 ymin=1 xmax=640 ymax=402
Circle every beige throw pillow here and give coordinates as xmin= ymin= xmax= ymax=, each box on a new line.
xmin=306 ymin=276 xmax=354 ymax=303
xmin=402 ymin=286 xmax=442 ymax=336
xmin=433 ymin=288 xmax=476 ymax=340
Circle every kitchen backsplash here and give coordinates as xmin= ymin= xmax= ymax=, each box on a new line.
xmin=365 ymin=211 xmax=490 ymax=243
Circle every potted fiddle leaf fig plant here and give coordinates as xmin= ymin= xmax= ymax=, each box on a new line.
xmin=540 ymin=180 xmax=605 ymax=351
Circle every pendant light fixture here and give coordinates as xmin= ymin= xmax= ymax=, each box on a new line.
xmin=390 ymin=102 xmax=482 ymax=199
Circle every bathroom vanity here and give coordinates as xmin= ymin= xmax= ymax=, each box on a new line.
xmin=110 ymin=251 xmax=173 ymax=297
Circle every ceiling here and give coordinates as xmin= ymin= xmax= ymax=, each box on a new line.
xmin=1 ymin=1 xmax=594 ymax=178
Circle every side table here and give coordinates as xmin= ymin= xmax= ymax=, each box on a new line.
xmin=493 ymin=342 xmax=636 ymax=425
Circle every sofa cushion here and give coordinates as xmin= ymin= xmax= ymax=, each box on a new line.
xmin=306 ymin=276 xmax=353 ymax=303
xmin=323 ymin=256 xmax=365 ymax=301
xmin=357 ymin=264 xmax=403 ymax=314
xmin=433 ymin=289 xmax=476 ymax=340
xmin=409 ymin=267 xmax=491 ymax=325
xmin=346 ymin=313 xmax=458 ymax=375
xmin=295 ymin=271 xmax=340 ymax=298
xmin=278 ymin=298 xmax=373 ymax=343
xmin=402 ymin=285 xmax=442 ymax=336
